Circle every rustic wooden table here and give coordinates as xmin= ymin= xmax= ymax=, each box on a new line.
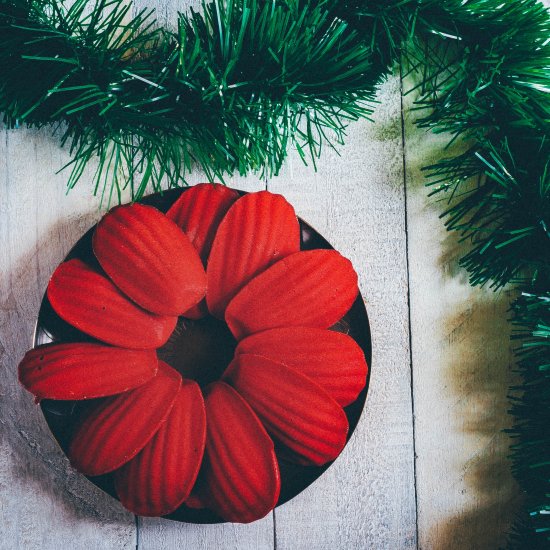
xmin=0 ymin=2 xmax=531 ymax=549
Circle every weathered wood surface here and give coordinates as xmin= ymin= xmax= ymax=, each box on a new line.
xmin=403 ymin=88 xmax=521 ymax=550
xmin=0 ymin=1 xmax=530 ymax=548
xmin=268 ymin=75 xmax=416 ymax=550
xmin=0 ymin=132 xmax=136 ymax=549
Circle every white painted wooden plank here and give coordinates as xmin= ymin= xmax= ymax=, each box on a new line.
xmin=268 ymin=75 xmax=417 ymax=549
xmin=130 ymin=2 xmax=275 ymax=547
xmin=1 ymin=4 xmax=415 ymax=550
xmin=403 ymin=83 xmax=522 ymax=548
xmin=0 ymin=128 xmax=136 ymax=549
xmin=137 ymin=517 xmax=274 ymax=550
xmin=136 ymin=170 xmax=274 ymax=550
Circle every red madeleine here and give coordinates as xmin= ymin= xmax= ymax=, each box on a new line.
xmin=235 ymin=327 xmax=367 ymax=406
xmin=166 ymin=183 xmax=239 ymax=319
xmin=224 ymin=354 xmax=349 ymax=466
xmin=166 ymin=183 xmax=240 ymax=263
xmin=93 ymin=203 xmax=206 ymax=316
xmin=225 ymin=249 xmax=359 ymax=340
xmin=202 ymin=382 xmax=280 ymax=523
xmin=69 ymin=361 xmax=181 ymax=476
xmin=18 ymin=343 xmax=157 ymax=400
xmin=207 ymin=191 xmax=300 ymax=318
xmin=47 ymin=259 xmax=177 ymax=350
xmin=114 ymin=380 xmax=206 ymax=516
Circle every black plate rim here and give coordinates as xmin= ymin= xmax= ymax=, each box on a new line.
xmin=33 ymin=187 xmax=372 ymax=524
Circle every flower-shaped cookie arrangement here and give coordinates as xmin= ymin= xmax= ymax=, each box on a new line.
xmin=18 ymin=185 xmax=368 ymax=523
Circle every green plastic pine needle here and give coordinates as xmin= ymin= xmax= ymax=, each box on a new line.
xmin=0 ymin=0 xmax=384 ymax=200
xmin=0 ymin=0 xmax=549 ymax=545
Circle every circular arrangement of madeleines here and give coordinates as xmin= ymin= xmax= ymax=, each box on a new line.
xmin=19 ymin=185 xmax=371 ymax=523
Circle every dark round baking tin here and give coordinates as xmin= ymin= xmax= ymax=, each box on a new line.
xmin=34 ymin=187 xmax=372 ymax=523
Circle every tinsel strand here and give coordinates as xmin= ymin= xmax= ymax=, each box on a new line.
xmin=0 ymin=0 xmax=548 ymax=546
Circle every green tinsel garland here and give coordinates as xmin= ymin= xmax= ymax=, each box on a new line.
xmin=0 ymin=0 xmax=548 ymax=546
xmin=0 ymin=0 xmax=383 ymax=201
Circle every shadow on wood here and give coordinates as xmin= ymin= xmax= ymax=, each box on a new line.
xmin=403 ymin=95 xmax=522 ymax=549
xmin=0 ymin=217 xmax=134 ymax=528
xmin=433 ymin=288 xmax=522 ymax=550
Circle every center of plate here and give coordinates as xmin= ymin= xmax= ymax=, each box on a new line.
xmin=157 ymin=316 xmax=237 ymax=388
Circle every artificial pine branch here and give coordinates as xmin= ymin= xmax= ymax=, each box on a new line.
xmin=507 ymin=290 xmax=550 ymax=548
xmin=393 ymin=0 xmax=550 ymax=290
xmin=0 ymin=0 xmax=383 ymax=201
xmin=392 ymin=1 xmax=550 ymax=545
xmin=388 ymin=3 xmax=550 ymax=545
xmin=424 ymin=137 xmax=550 ymax=290
xmin=1 ymin=0 xmax=549 ymax=545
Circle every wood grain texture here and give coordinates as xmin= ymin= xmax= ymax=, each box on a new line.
xmin=136 ymin=175 xmax=275 ymax=550
xmin=129 ymin=3 xmax=275 ymax=547
xmin=403 ymin=84 xmax=522 ymax=550
xmin=0 ymin=129 xmax=136 ymax=549
xmin=268 ymin=75 xmax=417 ymax=550
xmin=1 ymin=0 xmax=535 ymax=547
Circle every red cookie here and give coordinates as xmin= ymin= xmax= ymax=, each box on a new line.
xmin=93 ymin=203 xmax=206 ymax=316
xmin=69 ymin=362 xmax=182 ymax=476
xmin=207 ymin=191 xmax=300 ymax=318
xmin=18 ymin=343 xmax=157 ymax=400
xmin=225 ymin=249 xmax=358 ymax=340
xmin=47 ymin=259 xmax=177 ymax=349
xmin=224 ymin=354 xmax=349 ymax=466
xmin=114 ymin=380 xmax=206 ymax=516
xmin=202 ymin=382 xmax=281 ymax=523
